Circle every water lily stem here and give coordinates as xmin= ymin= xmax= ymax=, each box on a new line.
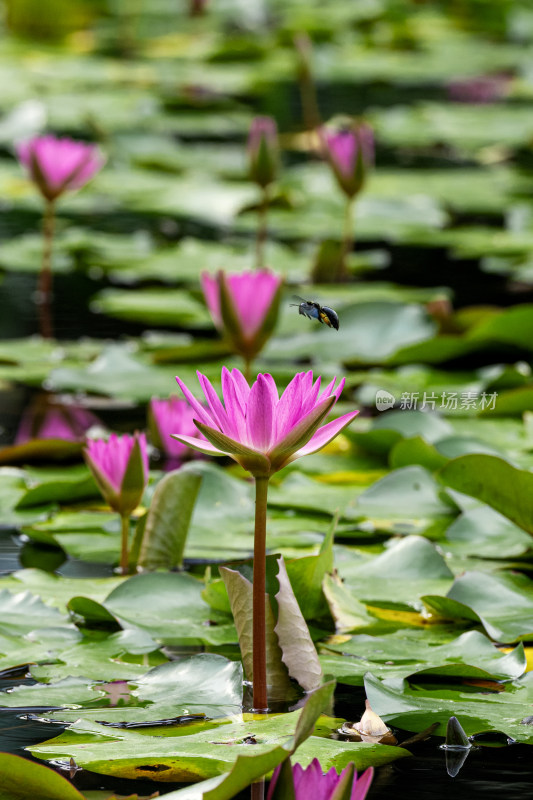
xmin=243 ymin=358 xmax=252 ymax=384
xmin=340 ymin=195 xmax=355 ymax=281
xmin=255 ymin=185 xmax=270 ymax=270
xmin=251 ymin=779 xmax=265 ymax=800
xmin=39 ymin=199 xmax=55 ymax=339
xmin=253 ymin=475 xmax=269 ymax=711
xmin=120 ymin=513 xmax=130 ymax=575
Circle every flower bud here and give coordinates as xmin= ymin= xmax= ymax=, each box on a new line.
xmin=84 ymin=432 xmax=148 ymax=516
xmin=248 ymin=116 xmax=279 ymax=188
xmin=201 ymin=269 xmax=283 ymax=362
xmin=16 ymin=135 xmax=104 ymax=202
xmin=322 ymin=121 xmax=374 ymax=199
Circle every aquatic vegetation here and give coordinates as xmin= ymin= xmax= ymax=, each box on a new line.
xmin=0 ymin=1 xmax=533 ymax=798
xmin=84 ymin=433 xmax=148 ymax=574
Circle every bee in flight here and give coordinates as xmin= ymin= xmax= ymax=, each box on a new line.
xmin=290 ymin=296 xmax=340 ymax=330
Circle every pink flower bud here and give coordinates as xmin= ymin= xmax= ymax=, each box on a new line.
xmin=322 ymin=122 xmax=374 ymax=198
xmin=248 ymin=116 xmax=279 ymax=188
xmin=201 ymin=269 xmax=283 ymax=361
xmin=17 ymin=135 xmax=105 ymax=202
xmin=84 ymin=432 xmax=148 ymax=516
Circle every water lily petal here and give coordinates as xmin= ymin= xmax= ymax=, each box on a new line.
xmin=269 ymin=395 xmax=335 ymax=472
xmin=246 ymin=374 xmax=275 ymax=450
xmin=197 ymin=371 xmax=234 ymax=437
xmin=317 ymin=377 xmax=338 ymax=403
xmin=274 ymin=372 xmax=305 ymax=442
xmin=292 ymin=410 xmax=359 ymax=458
xmin=175 ymin=376 xmax=215 ymax=428
xmin=221 ymin=367 xmax=247 ymax=441
xmin=231 ymin=368 xmax=251 ymax=406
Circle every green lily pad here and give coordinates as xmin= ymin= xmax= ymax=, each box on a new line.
xmin=69 ymin=571 xmax=236 ymax=647
xmin=423 ymin=570 xmax=533 ymax=643
xmin=439 ymin=454 xmax=533 ymax=534
xmin=30 ymin=693 xmax=407 ymax=780
xmin=365 ymin=670 xmax=533 ymax=743
xmin=338 ymin=535 xmax=454 ymax=609
xmin=357 ymin=465 xmax=458 ymax=519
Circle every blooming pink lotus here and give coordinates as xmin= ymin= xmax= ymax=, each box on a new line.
xmin=248 ymin=116 xmax=279 ymax=188
xmin=322 ymin=123 xmax=374 ymax=199
xmin=267 ymin=759 xmax=373 ymax=800
xmin=84 ymin=432 xmax=148 ymax=516
xmin=172 ymin=368 xmax=358 ymax=478
xmin=149 ymin=397 xmax=203 ymax=460
xmin=201 ymin=270 xmax=283 ymax=367
xmin=17 ymin=135 xmax=104 ymax=202
xmin=172 ymin=367 xmax=357 ymax=709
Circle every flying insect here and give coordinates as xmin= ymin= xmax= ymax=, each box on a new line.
xmin=290 ymin=296 xmax=340 ymax=330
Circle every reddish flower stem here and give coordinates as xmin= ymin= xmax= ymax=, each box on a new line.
xmin=251 ymin=779 xmax=265 ymax=800
xmin=255 ymin=185 xmax=270 ymax=270
xmin=120 ymin=513 xmax=130 ymax=575
xmin=252 ymin=475 xmax=269 ymax=712
xmin=340 ymin=195 xmax=355 ymax=281
xmin=38 ymin=199 xmax=55 ymax=339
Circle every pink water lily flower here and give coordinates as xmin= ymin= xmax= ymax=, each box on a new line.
xmin=16 ymin=399 xmax=101 ymax=444
xmin=84 ymin=432 xmax=149 ymax=516
xmin=201 ymin=270 xmax=283 ymax=362
xmin=149 ymin=396 xmax=203 ymax=459
xmin=17 ymin=135 xmax=105 ymax=201
xmin=322 ymin=123 xmax=374 ymax=198
xmin=172 ymin=368 xmax=358 ymax=478
xmin=267 ymin=759 xmax=373 ymax=800
xmin=447 ymin=75 xmax=510 ymax=104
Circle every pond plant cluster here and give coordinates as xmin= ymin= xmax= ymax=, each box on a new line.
xmin=1 ymin=0 xmax=533 ymax=798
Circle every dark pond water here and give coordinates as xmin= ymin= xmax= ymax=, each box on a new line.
xmin=2 ymin=537 xmax=533 ymax=800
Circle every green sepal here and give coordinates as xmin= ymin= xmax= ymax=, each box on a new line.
xmin=350 ymin=129 xmax=367 ymax=197
xmin=29 ymin=150 xmax=56 ymax=201
xmin=119 ymin=436 xmax=147 ymax=515
xmin=194 ymin=420 xmax=271 ymax=476
xmin=83 ymin=449 xmax=120 ymax=512
xmin=147 ymin=403 xmax=163 ymax=450
xmin=250 ymin=135 xmax=277 ymax=188
xmin=268 ymin=757 xmax=296 ymax=800
xmin=218 ymin=272 xmax=245 ymax=346
xmin=250 ymin=279 xmax=284 ymax=355
xmin=330 ymin=762 xmax=355 ymax=800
